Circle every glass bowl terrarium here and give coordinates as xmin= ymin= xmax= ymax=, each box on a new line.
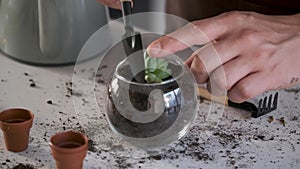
xmin=105 ymin=52 xmax=198 ymax=149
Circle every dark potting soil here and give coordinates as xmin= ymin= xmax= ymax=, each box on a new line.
xmin=106 ymin=98 xmax=179 ymax=138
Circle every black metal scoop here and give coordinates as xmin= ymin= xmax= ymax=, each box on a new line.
xmin=121 ymin=0 xmax=145 ymax=83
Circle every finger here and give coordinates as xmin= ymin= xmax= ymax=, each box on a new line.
xmin=147 ymin=35 xmax=194 ymax=58
xmin=184 ymin=54 xmax=194 ymax=67
xmin=192 ymin=34 xmax=249 ymax=81
xmin=207 ymin=78 xmax=227 ymax=97
xmin=185 ymin=40 xmax=235 ymax=84
xmin=147 ymin=13 xmax=237 ymax=57
xmin=185 ymin=37 xmax=240 ymax=84
xmin=97 ymin=0 xmax=126 ymax=9
xmin=209 ymin=55 xmax=255 ymax=92
xmin=228 ymin=72 xmax=275 ymax=103
xmin=189 ymin=55 xmax=209 ymax=83
xmin=184 ymin=55 xmax=209 ymax=83
xmin=147 ymin=23 xmax=210 ymax=58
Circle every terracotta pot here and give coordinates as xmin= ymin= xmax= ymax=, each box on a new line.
xmin=0 ymin=108 xmax=34 ymax=152
xmin=50 ymin=131 xmax=88 ymax=169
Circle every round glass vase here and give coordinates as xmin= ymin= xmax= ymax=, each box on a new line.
xmin=105 ymin=57 xmax=198 ymax=149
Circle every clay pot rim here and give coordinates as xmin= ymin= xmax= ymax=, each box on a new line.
xmin=0 ymin=108 xmax=34 ymax=126
xmin=49 ymin=131 xmax=88 ymax=154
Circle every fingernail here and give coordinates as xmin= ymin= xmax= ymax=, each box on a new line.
xmin=147 ymin=42 xmax=161 ymax=56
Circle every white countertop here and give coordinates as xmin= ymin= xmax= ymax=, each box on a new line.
xmin=0 ymin=49 xmax=300 ymax=169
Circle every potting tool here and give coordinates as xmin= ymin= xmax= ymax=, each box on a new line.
xmin=197 ymin=87 xmax=278 ymax=118
xmin=121 ymin=0 xmax=145 ymax=82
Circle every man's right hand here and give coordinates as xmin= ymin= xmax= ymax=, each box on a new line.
xmin=96 ymin=0 xmax=133 ymax=9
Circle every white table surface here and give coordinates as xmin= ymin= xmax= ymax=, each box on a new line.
xmin=0 ymin=48 xmax=300 ymax=169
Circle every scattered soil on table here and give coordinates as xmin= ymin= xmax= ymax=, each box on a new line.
xmin=115 ymin=157 xmax=133 ymax=169
xmin=12 ymin=163 xmax=35 ymax=169
xmin=268 ymin=116 xmax=275 ymax=123
xmin=29 ymin=79 xmax=36 ymax=87
xmin=290 ymin=116 xmax=298 ymax=121
xmin=3 ymin=64 xmax=296 ymax=169
xmin=284 ymin=88 xmax=300 ymax=94
xmin=58 ymin=111 xmax=67 ymax=115
xmin=95 ymin=64 xmax=108 ymax=84
xmin=88 ymin=138 xmax=98 ymax=153
xmin=65 ymin=81 xmax=82 ymax=97
xmin=46 ymin=100 xmax=53 ymax=104
xmin=136 ymin=126 xmax=216 ymax=164
xmin=278 ymin=117 xmax=287 ymax=127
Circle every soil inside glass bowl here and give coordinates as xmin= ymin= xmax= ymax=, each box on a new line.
xmin=106 ymin=63 xmax=182 ymax=138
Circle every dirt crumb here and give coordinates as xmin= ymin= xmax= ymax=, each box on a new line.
xmin=12 ymin=163 xmax=35 ymax=169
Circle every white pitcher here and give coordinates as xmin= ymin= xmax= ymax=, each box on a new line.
xmin=0 ymin=0 xmax=108 ymax=65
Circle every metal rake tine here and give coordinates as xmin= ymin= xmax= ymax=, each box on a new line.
xmin=267 ymin=94 xmax=273 ymax=112
xmin=256 ymin=92 xmax=279 ymax=117
xmin=272 ymin=92 xmax=279 ymax=110
xmin=256 ymin=95 xmax=269 ymax=117
xmin=262 ymin=96 xmax=268 ymax=112
xmin=257 ymin=99 xmax=262 ymax=112
xmin=252 ymin=99 xmax=262 ymax=118
xmin=251 ymin=92 xmax=279 ymax=118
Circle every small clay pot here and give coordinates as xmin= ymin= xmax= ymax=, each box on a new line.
xmin=50 ymin=131 xmax=88 ymax=169
xmin=0 ymin=108 xmax=34 ymax=152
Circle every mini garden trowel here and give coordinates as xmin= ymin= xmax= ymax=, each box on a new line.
xmin=121 ymin=0 xmax=145 ymax=83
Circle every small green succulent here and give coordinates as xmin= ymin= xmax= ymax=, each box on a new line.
xmin=144 ymin=51 xmax=172 ymax=83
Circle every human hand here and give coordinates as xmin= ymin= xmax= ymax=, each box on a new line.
xmin=96 ymin=0 xmax=133 ymax=9
xmin=147 ymin=11 xmax=300 ymax=103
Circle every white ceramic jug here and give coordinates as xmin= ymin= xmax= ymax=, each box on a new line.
xmin=0 ymin=0 xmax=108 ymax=65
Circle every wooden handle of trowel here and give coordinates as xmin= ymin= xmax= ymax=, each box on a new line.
xmin=197 ymin=86 xmax=228 ymax=106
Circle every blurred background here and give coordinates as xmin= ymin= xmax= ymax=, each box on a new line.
xmin=1 ymin=0 xmax=299 ymax=66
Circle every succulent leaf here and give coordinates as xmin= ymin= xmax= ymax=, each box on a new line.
xmin=144 ymin=51 xmax=172 ymax=83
